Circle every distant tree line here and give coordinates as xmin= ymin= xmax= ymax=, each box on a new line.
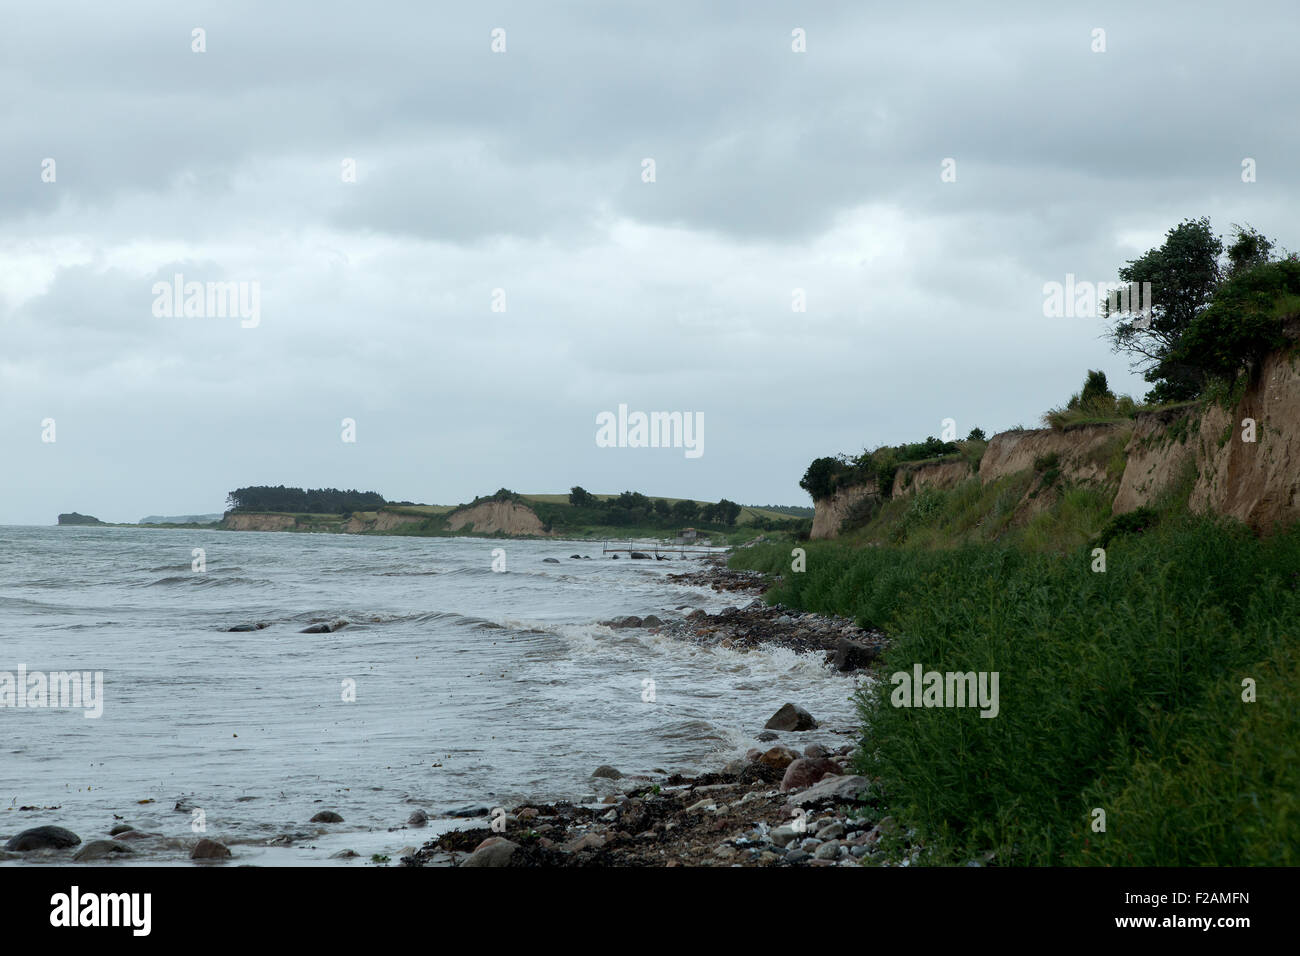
xmin=564 ymin=487 xmax=743 ymax=528
xmin=225 ymin=485 xmax=386 ymax=514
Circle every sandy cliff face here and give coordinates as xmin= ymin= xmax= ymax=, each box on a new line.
xmin=1111 ymin=406 xmax=1198 ymax=514
xmin=1189 ymin=349 xmax=1300 ymax=531
xmin=445 ymin=500 xmax=549 ymax=536
xmin=891 ymin=458 xmax=973 ymax=497
xmin=343 ymin=511 xmax=428 ymax=533
xmin=222 ymin=513 xmax=298 ymax=531
xmin=810 ymin=482 xmax=879 ymax=539
xmin=979 ymin=423 xmax=1130 ymax=486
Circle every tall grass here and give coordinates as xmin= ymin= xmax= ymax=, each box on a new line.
xmin=731 ymin=515 xmax=1300 ymax=865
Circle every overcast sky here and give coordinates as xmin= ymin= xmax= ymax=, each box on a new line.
xmin=2 ymin=1 xmax=1296 ymax=524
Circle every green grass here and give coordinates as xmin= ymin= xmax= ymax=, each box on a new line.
xmin=731 ymin=515 xmax=1300 ymax=865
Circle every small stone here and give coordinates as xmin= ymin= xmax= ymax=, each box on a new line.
xmin=462 ymin=837 xmax=518 ymax=867
xmin=73 ymin=840 xmax=135 ymax=862
xmin=190 ymin=838 xmax=231 ymax=860
xmin=814 ymin=840 xmax=842 ymax=860
xmin=780 ymin=757 xmax=843 ymax=793
xmin=770 ymin=825 xmax=800 ymax=847
xmin=331 ymin=849 xmax=359 ymax=859
xmin=758 ymin=746 xmax=799 ymax=771
xmin=816 ymin=822 xmax=846 ymax=840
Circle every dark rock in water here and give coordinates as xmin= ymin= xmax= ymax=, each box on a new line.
xmin=227 ymin=622 xmax=269 ymax=632
xmin=830 ymin=637 xmax=881 ymax=672
xmin=582 ymin=555 xmax=591 ymax=560
xmin=570 ymin=555 xmax=583 ymax=559
xmin=448 ymin=805 xmax=490 ymax=818
xmin=407 ymin=810 xmax=428 ymax=827
xmin=610 ymin=554 xmax=619 ymax=559
xmin=310 ymin=810 xmax=344 ymax=823
xmin=301 ymin=623 xmax=333 ymax=634
xmin=461 ymin=837 xmax=518 ymax=867
xmin=73 ymin=839 xmax=135 ymax=862
xmin=780 ymin=757 xmax=843 ymax=793
xmin=331 ymin=849 xmax=359 ymax=859
xmin=640 ymin=615 xmax=663 ymax=628
xmin=755 ymin=730 xmax=779 ymax=742
xmin=5 ymin=826 xmax=81 ymax=851
xmin=764 ymin=703 xmax=818 ymax=732
xmin=606 ymin=615 xmax=642 ymax=629
xmin=591 ymin=764 xmax=623 ymax=779
xmin=543 ymin=557 xmax=560 ymax=563
xmin=630 ymin=551 xmax=651 ymax=559
xmin=109 ymin=824 xmax=135 ymax=836
xmin=190 ymin=838 xmax=231 ymax=860
xmin=174 ymin=798 xmax=197 ymax=813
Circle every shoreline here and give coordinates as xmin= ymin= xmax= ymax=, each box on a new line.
xmin=402 ymin=557 xmax=905 ymax=868
xmin=4 ymin=553 xmax=901 ymax=868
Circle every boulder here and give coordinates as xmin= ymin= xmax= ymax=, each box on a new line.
xmin=787 ymin=774 xmax=875 ymax=807
xmin=300 ymin=623 xmax=332 ymax=634
xmin=591 ymin=764 xmax=623 ymax=780
xmin=407 ymin=810 xmax=428 ymax=827
xmin=108 ymin=824 xmax=135 ymax=836
xmin=757 ymin=746 xmax=799 ymax=771
xmin=606 ymin=616 xmax=642 ymax=629
xmin=190 ymin=838 xmax=232 ymax=860
xmin=543 ymin=558 xmax=560 ymax=564
xmin=73 ymin=840 xmax=135 ymax=862
xmin=448 ymin=805 xmax=490 ymax=818
xmin=641 ymin=614 xmax=663 ymax=628
xmin=764 ymin=703 xmax=818 ymax=732
xmin=310 ymin=810 xmax=344 ymax=823
xmin=780 ymin=757 xmax=843 ymax=793
xmin=630 ymin=552 xmax=651 ymax=559
xmin=5 ymin=826 xmax=81 ymax=852
xmin=830 ymin=637 xmax=881 ymax=672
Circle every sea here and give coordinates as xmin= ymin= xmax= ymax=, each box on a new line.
xmin=0 ymin=525 xmax=858 ymax=865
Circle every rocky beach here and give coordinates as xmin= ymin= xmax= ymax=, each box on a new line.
xmin=401 ymin=557 xmax=910 ymax=868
